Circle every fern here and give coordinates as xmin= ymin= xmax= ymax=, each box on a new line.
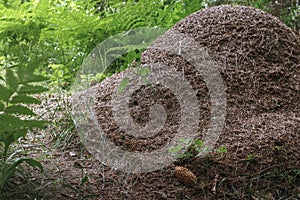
xmin=0 ymin=62 xmax=48 ymax=191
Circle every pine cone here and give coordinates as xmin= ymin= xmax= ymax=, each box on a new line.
xmin=174 ymin=166 xmax=197 ymax=185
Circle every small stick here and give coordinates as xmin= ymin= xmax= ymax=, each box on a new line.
xmin=211 ymin=173 xmax=219 ymax=194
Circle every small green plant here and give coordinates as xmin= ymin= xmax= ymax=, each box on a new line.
xmin=246 ymin=153 xmax=257 ymax=162
xmin=214 ymin=146 xmax=228 ymax=156
xmin=168 ymin=138 xmax=227 ymax=160
xmin=274 ymin=145 xmax=283 ymax=151
xmin=0 ymin=64 xmax=48 ymax=192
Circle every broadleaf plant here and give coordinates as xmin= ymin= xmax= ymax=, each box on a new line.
xmin=0 ymin=64 xmax=48 ymax=191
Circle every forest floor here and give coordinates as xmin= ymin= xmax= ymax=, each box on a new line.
xmin=2 ymin=89 xmax=299 ymax=200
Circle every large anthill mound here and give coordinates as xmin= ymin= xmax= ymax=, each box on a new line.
xmin=86 ymin=5 xmax=300 ymax=199
xmin=93 ymin=5 xmax=299 ymax=153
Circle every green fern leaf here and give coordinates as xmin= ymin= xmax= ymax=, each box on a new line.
xmin=24 ymin=119 xmax=48 ymax=130
xmin=18 ymin=85 xmax=48 ymax=94
xmin=0 ymin=115 xmax=24 ymax=134
xmin=6 ymin=69 xmax=18 ymax=91
xmin=1 ymin=133 xmax=15 ymax=149
xmin=12 ymin=128 xmax=27 ymax=142
xmin=0 ymin=102 xmax=4 ymax=111
xmin=5 ymin=105 xmax=37 ymax=116
xmin=10 ymin=95 xmax=41 ymax=104
xmin=0 ymin=84 xmax=12 ymax=102
xmin=17 ymin=66 xmax=48 ymax=84
xmin=20 ymin=74 xmax=48 ymax=84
